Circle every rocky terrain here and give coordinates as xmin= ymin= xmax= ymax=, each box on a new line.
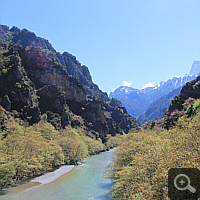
xmin=163 ymin=75 xmax=200 ymax=129
xmin=0 ymin=25 xmax=139 ymax=142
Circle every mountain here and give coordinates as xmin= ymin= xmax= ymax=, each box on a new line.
xmin=0 ymin=25 xmax=110 ymax=101
xmin=137 ymin=86 xmax=182 ymax=124
xmin=189 ymin=60 xmax=200 ymax=75
xmin=109 ymin=86 xmax=149 ymax=117
xmin=110 ymin=67 xmax=199 ymax=120
xmin=163 ymin=75 xmax=200 ymax=129
xmin=0 ymin=25 xmax=139 ymax=142
xmin=143 ymin=74 xmax=200 ymax=130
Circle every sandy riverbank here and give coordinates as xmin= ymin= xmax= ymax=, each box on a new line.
xmin=31 ymin=165 xmax=75 ymax=185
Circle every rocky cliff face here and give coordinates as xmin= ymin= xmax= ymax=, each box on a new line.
xmin=21 ymin=46 xmax=87 ymax=103
xmin=0 ymin=25 xmax=139 ymax=138
xmin=62 ymin=52 xmax=92 ymax=84
xmin=79 ymin=99 xmax=108 ymax=142
xmin=0 ymin=43 xmax=106 ymax=137
xmin=0 ymin=44 xmax=41 ymax=125
xmin=164 ymin=75 xmax=200 ymax=129
xmin=0 ymin=43 xmax=129 ymax=141
xmin=181 ymin=76 xmax=200 ymax=99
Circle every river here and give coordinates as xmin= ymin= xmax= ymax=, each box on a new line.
xmin=0 ymin=148 xmax=115 ymax=200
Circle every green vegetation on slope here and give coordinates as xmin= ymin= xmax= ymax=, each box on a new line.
xmin=0 ymin=118 xmax=106 ymax=189
xmin=105 ymin=100 xmax=200 ymax=199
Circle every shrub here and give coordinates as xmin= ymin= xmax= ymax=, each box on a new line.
xmin=15 ymin=82 xmax=21 ymax=88
xmin=0 ymin=164 xmax=15 ymax=189
xmin=2 ymin=69 xmax=7 ymax=75
xmin=192 ymin=99 xmax=200 ymax=113
xmin=106 ymin=134 xmax=123 ymax=149
xmin=42 ymin=113 xmax=48 ymax=121
xmin=95 ymin=132 xmax=99 ymax=138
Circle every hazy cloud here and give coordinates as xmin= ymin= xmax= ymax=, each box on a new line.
xmin=112 ymin=87 xmax=117 ymax=92
xmin=143 ymin=82 xmax=155 ymax=89
xmin=122 ymin=81 xmax=132 ymax=87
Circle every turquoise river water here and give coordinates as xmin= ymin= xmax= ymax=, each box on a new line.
xmin=0 ymin=148 xmax=115 ymax=200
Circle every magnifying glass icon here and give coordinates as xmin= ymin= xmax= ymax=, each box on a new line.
xmin=174 ymin=174 xmax=196 ymax=193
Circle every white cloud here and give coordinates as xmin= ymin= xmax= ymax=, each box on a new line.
xmin=122 ymin=81 xmax=132 ymax=87
xmin=143 ymin=82 xmax=155 ymax=89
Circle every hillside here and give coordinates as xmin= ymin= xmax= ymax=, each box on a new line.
xmin=163 ymin=75 xmax=200 ymax=129
xmin=106 ymin=101 xmax=200 ymax=199
xmin=106 ymin=75 xmax=200 ymax=199
xmin=0 ymin=25 xmax=108 ymax=101
xmin=0 ymin=25 xmax=139 ymax=137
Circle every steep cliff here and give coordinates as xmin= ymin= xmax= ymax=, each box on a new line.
xmin=0 ymin=43 xmax=40 ymax=125
xmin=0 ymin=25 xmax=108 ymax=101
xmin=0 ymin=25 xmax=139 ymax=137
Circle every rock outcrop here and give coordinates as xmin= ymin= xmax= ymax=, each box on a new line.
xmin=0 ymin=45 xmax=41 ymax=125
xmin=164 ymin=75 xmax=200 ymax=129
xmin=20 ymin=46 xmax=87 ymax=103
xmin=0 ymin=25 xmax=139 ymax=139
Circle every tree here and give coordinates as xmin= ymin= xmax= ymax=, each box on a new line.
xmin=0 ymin=164 xmax=15 ymax=189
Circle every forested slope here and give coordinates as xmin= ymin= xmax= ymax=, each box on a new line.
xmin=106 ymin=76 xmax=200 ymax=199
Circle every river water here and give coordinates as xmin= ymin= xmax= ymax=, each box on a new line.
xmin=0 ymin=148 xmax=115 ymax=200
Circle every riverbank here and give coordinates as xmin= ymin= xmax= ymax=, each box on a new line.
xmin=0 ymin=148 xmax=115 ymax=200
xmin=31 ymin=165 xmax=75 ymax=185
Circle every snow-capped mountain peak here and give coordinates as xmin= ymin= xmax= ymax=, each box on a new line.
xmin=189 ymin=60 xmax=200 ymax=75
xmin=109 ymin=60 xmax=200 ymax=118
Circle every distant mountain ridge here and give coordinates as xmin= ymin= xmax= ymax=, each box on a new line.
xmin=110 ymin=61 xmax=200 ymax=123
xmin=137 ymin=86 xmax=182 ymax=124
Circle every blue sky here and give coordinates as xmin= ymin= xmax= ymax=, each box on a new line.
xmin=1 ymin=0 xmax=200 ymax=95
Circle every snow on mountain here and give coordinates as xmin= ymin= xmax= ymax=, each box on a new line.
xmin=189 ymin=60 xmax=200 ymax=75
xmin=110 ymin=86 xmax=139 ymax=97
xmin=109 ymin=61 xmax=200 ymax=118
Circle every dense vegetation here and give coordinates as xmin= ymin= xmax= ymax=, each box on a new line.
xmin=0 ymin=115 xmax=107 ymax=189
xmin=105 ymin=99 xmax=200 ymax=199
